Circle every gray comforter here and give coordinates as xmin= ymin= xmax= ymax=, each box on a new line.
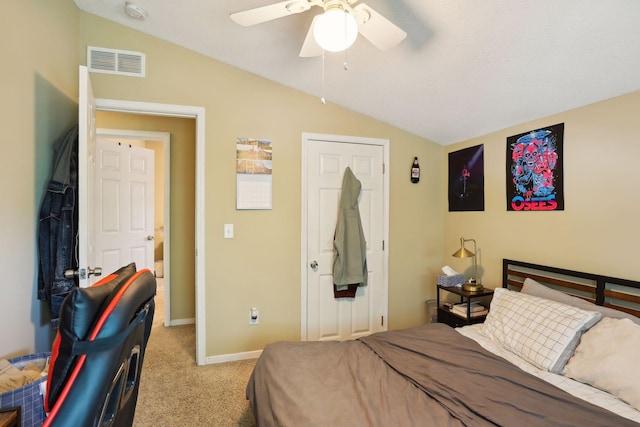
xmin=246 ymin=323 xmax=637 ymax=426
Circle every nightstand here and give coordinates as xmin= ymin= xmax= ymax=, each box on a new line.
xmin=436 ymin=285 xmax=494 ymax=327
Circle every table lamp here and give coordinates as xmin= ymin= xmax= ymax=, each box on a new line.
xmin=452 ymin=237 xmax=483 ymax=292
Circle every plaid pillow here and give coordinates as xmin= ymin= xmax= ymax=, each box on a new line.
xmin=482 ymin=288 xmax=601 ymax=373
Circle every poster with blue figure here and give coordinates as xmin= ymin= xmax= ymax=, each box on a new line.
xmin=507 ymin=123 xmax=564 ymax=211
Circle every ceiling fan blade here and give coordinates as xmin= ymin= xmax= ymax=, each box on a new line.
xmin=299 ymin=15 xmax=323 ymax=57
xmin=353 ymin=3 xmax=407 ymax=50
xmin=230 ymin=0 xmax=313 ymax=27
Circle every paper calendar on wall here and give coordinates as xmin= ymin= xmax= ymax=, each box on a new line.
xmin=236 ymin=137 xmax=272 ymax=210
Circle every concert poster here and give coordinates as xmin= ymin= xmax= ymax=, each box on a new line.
xmin=506 ymin=123 xmax=564 ymax=211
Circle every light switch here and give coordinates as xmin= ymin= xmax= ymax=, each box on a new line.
xmin=224 ymin=224 xmax=234 ymax=239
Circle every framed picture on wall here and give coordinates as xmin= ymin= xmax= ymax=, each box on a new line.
xmin=506 ymin=123 xmax=564 ymax=211
xmin=448 ymin=144 xmax=485 ymax=211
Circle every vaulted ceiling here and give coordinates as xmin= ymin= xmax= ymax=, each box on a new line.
xmin=74 ymin=0 xmax=640 ymax=145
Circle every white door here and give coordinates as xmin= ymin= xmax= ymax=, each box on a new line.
xmin=304 ymin=134 xmax=388 ymax=341
xmin=78 ymin=65 xmax=100 ymax=287
xmin=95 ymin=140 xmax=155 ymax=276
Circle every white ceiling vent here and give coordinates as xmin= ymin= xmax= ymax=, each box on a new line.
xmin=87 ymin=46 xmax=145 ymax=77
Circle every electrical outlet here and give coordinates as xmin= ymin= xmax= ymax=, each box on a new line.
xmin=250 ymin=307 xmax=259 ymax=325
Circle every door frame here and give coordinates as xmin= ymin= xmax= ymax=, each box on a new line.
xmin=95 ymin=98 xmax=207 ymax=366
xmin=300 ymin=132 xmax=390 ymax=341
xmin=97 ymin=128 xmax=171 ymax=327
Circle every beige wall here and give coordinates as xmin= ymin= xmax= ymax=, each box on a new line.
xmin=0 ymin=0 xmax=79 ymax=357
xmin=444 ymin=91 xmax=640 ymax=287
xmin=78 ymin=13 xmax=443 ymax=357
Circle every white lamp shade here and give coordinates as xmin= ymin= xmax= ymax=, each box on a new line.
xmin=313 ymin=9 xmax=358 ymax=52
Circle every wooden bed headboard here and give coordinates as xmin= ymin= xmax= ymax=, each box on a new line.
xmin=502 ymin=259 xmax=640 ymax=318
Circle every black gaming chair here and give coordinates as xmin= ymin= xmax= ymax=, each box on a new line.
xmin=43 ymin=263 xmax=156 ymax=427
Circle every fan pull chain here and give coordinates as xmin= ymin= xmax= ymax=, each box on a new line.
xmin=320 ymin=49 xmax=326 ymax=104
xmin=320 ymin=50 xmax=349 ymax=104
xmin=343 ymin=13 xmax=349 ymax=71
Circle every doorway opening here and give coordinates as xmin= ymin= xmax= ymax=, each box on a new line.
xmin=95 ymin=98 xmax=207 ymax=366
xmin=97 ymin=128 xmax=171 ymax=326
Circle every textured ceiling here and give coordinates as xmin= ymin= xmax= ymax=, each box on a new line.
xmin=73 ymin=0 xmax=640 ymax=145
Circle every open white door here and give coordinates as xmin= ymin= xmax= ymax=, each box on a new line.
xmin=78 ymin=65 xmax=101 ymax=287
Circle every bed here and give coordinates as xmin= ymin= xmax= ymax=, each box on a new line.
xmin=246 ymin=259 xmax=640 ymax=426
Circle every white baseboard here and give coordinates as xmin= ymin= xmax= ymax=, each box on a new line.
xmin=168 ymin=317 xmax=195 ymax=326
xmin=163 ymin=318 xmax=262 ymax=364
xmin=205 ymin=349 xmax=262 ymax=365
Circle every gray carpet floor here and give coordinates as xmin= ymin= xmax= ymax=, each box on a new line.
xmin=134 ymin=280 xmax=257 ymax=426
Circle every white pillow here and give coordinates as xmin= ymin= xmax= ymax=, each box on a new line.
xmin=482 ymin=288 xmax=602 ymax=373
xmin=521 ymin=278 xmax=640 ymax=324
xmin=564 ymin=317 xmax=640 ymax=411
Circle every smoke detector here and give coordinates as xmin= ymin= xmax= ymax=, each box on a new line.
xmin=124 ymin=2 xmax=147 ymax=20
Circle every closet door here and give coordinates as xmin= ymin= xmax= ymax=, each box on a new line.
xmin=304 ymin=134 xmax=388 ymax=341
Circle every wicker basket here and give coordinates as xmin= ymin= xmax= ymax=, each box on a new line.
xmin=0 ymin=352 xmax=50 ymax=427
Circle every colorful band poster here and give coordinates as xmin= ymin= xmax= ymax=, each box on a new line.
xmin=506 ymin=123 xmax=564 ymax=211
xmin=448 ymin=144 xmax=484 ymax=211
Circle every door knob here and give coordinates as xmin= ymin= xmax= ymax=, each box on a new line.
xmin=89 ymin=267 xmax=103 ymax=277
xmin=64 ymin=266 xmax=103 ymax=280
xmin=310 ymin=261 xmax=318 ymax=270
xmin=147 ymin=235 xmax=155 ymax=240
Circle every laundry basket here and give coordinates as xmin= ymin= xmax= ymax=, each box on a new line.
xmin=0 ymin=352 xmax=49 ymax=427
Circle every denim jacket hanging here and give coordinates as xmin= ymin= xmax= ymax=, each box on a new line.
xmin=38 ymin=125 xmax=79 ymax=326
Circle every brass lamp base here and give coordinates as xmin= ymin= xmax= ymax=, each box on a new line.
xmin=462 ymin=282 xmax=483 ymax=292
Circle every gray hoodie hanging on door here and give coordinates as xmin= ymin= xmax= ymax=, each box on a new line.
xmin=332 ymin=167 xmax=368 ymax=298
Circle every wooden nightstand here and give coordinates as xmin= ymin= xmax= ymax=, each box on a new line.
xmin=437 ymin=285 xmax=494 ymax=327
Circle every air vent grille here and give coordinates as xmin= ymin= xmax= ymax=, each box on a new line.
xmin=88 ymin=46 xmax=145 ymax=77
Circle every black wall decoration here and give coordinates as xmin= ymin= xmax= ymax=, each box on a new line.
xmin=448 ymin=144 xmax=484 ymax=212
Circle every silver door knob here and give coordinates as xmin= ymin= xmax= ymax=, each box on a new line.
xmin=64 ymin=266 xmax=103 ymax=280
xmin=310 ymin=261 xmax=318 ymax=270
xmin=147 ymin=235 xmax=155 ymax=240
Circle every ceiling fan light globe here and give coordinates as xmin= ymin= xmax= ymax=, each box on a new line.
xmin=313 ymin=9 xmax=358 ymax=52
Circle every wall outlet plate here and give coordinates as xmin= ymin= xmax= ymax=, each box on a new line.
xmin=250 ymin=307 xmax=258 ymax=325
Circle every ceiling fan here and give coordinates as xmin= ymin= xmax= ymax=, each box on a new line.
xmin=230 ymin=0 xmax=407 ymax=57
